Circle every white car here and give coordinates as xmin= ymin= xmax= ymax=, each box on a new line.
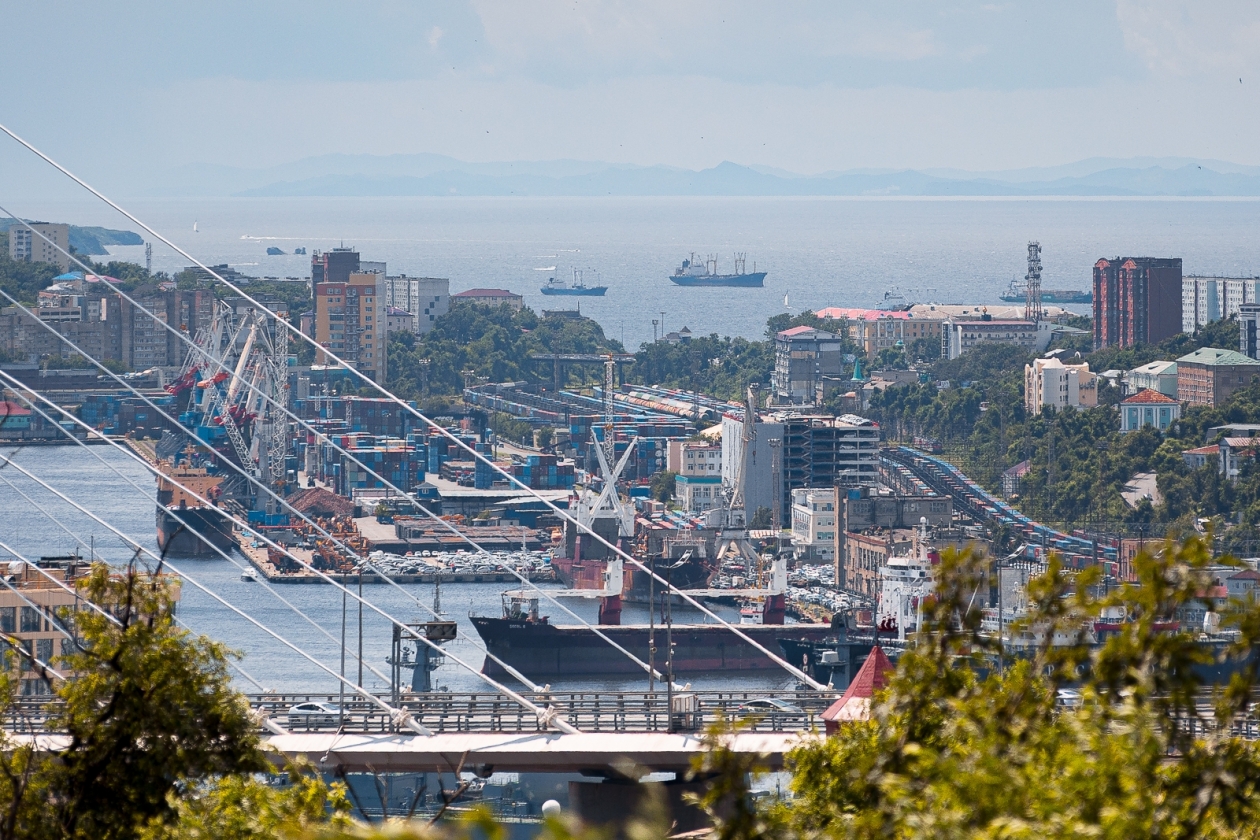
xmin=286 ymin=701 xmax=341 ymax=728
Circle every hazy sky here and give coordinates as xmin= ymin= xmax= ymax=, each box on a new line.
xmin=2 ymin=1 xmax=1259 ymax=195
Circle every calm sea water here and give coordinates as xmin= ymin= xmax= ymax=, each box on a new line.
xmin=13 ymin=196 xmax=1260 ymax=348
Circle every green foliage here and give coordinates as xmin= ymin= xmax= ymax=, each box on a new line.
xmin=768 ymin=538 xmax=1260 ymax=840
xmin=0 ymin=249 xmax=61 ymax=306
xmin=141 ymin=763 xmax=351 ymax=840
xmin=387 ymin=303 xmax=622 ymax=398
xmin=0 ymin=563 xmax=267 ymax=839
xmin=649 ymin=470 xmax=677 ymax=503
xmin=749 ymin=506 xmax=772 ymax=530
xmin=630 ymin=333 xmax=773 ymax=401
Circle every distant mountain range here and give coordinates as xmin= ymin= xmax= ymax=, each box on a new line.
xmin=148 ymin=154 xmax=1260 ymax=198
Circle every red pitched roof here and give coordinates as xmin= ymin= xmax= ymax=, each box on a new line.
xmin=778 ymin=325 xmax=821 ymax=337
xmin=1182 ymin=444 xmax=1219 ymax=456
xmin=821 ymin=645 xmax=894 ymax=733
xmin=0 ymin=401 xmax=32 ymax=417
xmin=1121 ymin=388 xmax=1178 ymax=405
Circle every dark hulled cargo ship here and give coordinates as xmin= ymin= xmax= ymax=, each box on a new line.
xmin=471 ymin=596 xmax=832 ymax=679
xmin=155 ymin=463 xmax=235 ymax=556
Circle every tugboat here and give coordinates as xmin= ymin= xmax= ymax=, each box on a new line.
xmin=669 ymin=253 xmax=766 ymax=287
xmin=540 ymin=268 xmax=607 ymax=296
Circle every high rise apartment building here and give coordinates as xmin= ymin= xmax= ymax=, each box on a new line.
xmin=1093 ymin=257 xmax=1182 ymax=349
xmin=8 ymin=223 xmax=70 ymax=271
xmin=315 ymin=271 xmax=386 ymax=382
xmin=772 ymin=326 xmax=846 ymax=404
xmin=1182 ymin=275 xmax=1260 ymax=333
xmin=382 ymin=275 xmax=449 ymax=334
xmin=310 ymin=247 xmax=361 ymax=286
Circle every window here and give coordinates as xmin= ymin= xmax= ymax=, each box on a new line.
xmin=0 ymin=608 xmax=14 ymax=633
xmin=35 ymin=638 xmax=52 ymax=663
xmin=20 ymin=607 xmax=41 ymax=633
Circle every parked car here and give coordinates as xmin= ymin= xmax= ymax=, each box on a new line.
xmin=287 ymin=701 xmax=341 ymax=728
xmin=735 ymin=697 xmax=806 ymax=725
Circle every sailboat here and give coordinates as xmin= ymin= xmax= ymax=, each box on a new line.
xmin=193 ymin=220 xmax=199 ymax=233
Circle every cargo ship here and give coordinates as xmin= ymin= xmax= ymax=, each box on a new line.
xmin=471 ymin=593 xmax=832 ymax=679
xmin=999 ymin=278 xmax=1091 ymax=304
xmin=540 ymin=269 xmax=607 ymax=296
xmin=155 ymin=462 xmax=235 ymax=556
xmin=670 ymin=253 xmax=766 ymax=288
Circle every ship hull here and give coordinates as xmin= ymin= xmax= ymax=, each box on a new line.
xmin=540 ymin=287 xmax=607 ymax=296
xmin=156 ymin=506 xmax=235 ymax=557
xmin=669 ymin=272 xmax=766 ymax=288
xmin=999 ymin=290 xmax=1092 ymax=304
xmin=471 ymin=616 xmax=831 ymax=678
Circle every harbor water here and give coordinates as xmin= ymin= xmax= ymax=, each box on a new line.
xmin=0 ymin=445 xmax=793 ymax=694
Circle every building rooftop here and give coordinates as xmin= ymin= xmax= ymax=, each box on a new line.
xmin=1129 ymin=359 xmax=1178 ymax=375
xmin=777 ymin=325 xmax=838 ymax=339
xmin=1121 ymin=388 xmax=1178 ymax=405
xmin=1176 ymin=348 xmax=1259 ymax=367
xmin=454 ymin=288 xmax=520 ymax=298
xmin=1182 ymin=444 xmax=1220 ymax=456
xmin=814 ymin=307 xmax=912 ymax=321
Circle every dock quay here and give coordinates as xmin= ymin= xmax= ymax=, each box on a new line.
xmin=234 ymin=531 xmax=556 ymax=585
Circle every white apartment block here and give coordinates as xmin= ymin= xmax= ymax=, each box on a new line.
xmin=8 ymin=223 xmax=70 ymax=271
xmin=790 ymin=487 xmax=837 ymax=562
xmin=667 ymin=440 xmax=722 ymax=476
xmin=382 ymin=275 xmax=449 ymax=334
xmin=1024 ymin=357 xmax=1098 ymax=415
xmin=1183 ymin=276 xmax=1260 ymax=333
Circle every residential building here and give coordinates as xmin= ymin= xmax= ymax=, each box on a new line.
xmin=1240 ymin=302 xmax=1260 ymax=360
xmin=1024 ymin=357 xmax=1098 ymax=415
xmin=1001 ymin=461 xmax=1031 ymax=498
xmin=310 ymin=247 xmax=361 ymax=286
xmin=382 ymin=275 xmax=449 ymax=334
xmin=942 ymin=317 xmax=1052 ymax=360
xmin=384 ymin=306 xmax=414 ymax=335
xmin=1118 ymin=389 xmax=1181 ymax=432
xmin=314 ymin=271 xmax=386 ymax=382
xmin=1093 ymin=257 xmax=1182 ymax=349
xmin=1226 ymin=568 xmax=1260 ymax=600
xmin=452 ymin=288 xmax=523 ymax=311
xmin=814 ymin=307 xmax=945 ymax=358
xmin=1126 ymin=360 xmax=1179 ymax=397
xmin=772 ymin=326 xmax=846 ymax=404
xmin=1183 ymin=275 xmax=1260 ymax=333
xmin=667 ymin=440 xmax=722 ymax=476
xmin=676 ymin=473 xmax=723 ymax=513
xmin=840 ymin=528 xmax=913 ymax=598
xmin=7 ymin=222 xmax=70 ymax=271
xmin=1176 ymin=347 xmax=1260 ymax=407
xmin=790 ymin=487 xmax=838 ymax=563
xmin=1219 ymin=437 xmax=1260 ymax=483
xmin=1181 ymin=444 xmax=1218 ymax=470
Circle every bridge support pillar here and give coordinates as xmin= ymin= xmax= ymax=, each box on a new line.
xmin=568 ymin=779 xmax=711 ymax=838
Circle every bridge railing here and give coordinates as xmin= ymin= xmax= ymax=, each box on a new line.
xmin=3 ymin=690 xmax=838 ymax=735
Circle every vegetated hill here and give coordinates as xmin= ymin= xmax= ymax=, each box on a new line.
xmin=865 ymin=317 xmax=1260 ymax=542
xmin=0 ymin=219 xmax=142 ymax=255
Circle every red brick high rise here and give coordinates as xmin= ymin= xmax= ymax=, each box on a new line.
xmin=1093 ymin=257 xmax=1182 ymax=349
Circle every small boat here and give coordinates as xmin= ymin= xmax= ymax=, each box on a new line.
xmin=241 ymin=567 xmax=258 ymax=582
xmin=193 ymin=220 xmax=199 ymax=233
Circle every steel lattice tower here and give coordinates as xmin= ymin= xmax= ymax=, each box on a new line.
xmin=1025 ymin=241 xmax=1044 ymax=323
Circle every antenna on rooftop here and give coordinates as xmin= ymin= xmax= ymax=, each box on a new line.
xmin=1025 ymin=241 xmax=1043 ymax=323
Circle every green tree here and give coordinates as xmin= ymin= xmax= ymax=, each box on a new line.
xmin=650 ymin=470 xmax=677 ymax=503
xmin=0 ymin=564 xmax=268 ymax=839
xmin=693 ymin=537 xmax=1260 ymax=840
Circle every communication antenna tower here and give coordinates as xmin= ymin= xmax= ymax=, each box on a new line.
xmin=1024 ymin=241 xmax=1044 ymax=323
xmin=603 ymin=354 xmax=616 ymax=466
xmin=145 ymin=242 xmax=152 ymax=274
